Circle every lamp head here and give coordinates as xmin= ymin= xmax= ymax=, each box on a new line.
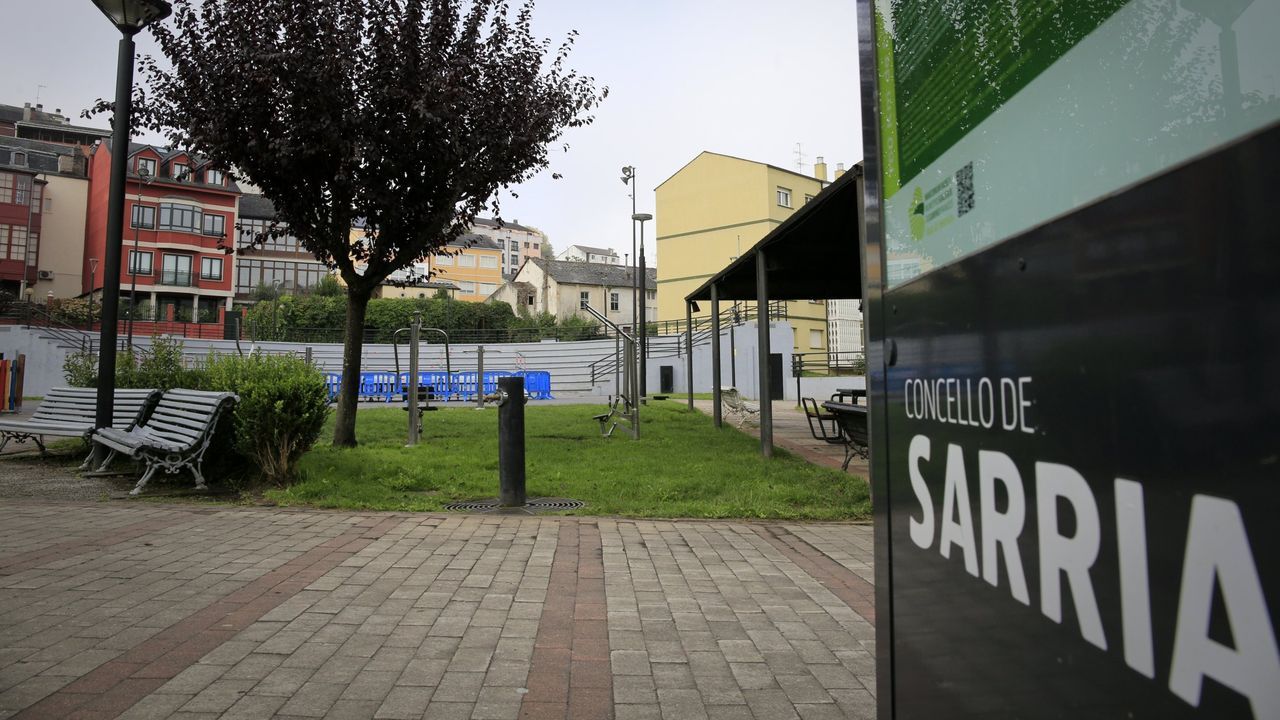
xmin=91 ymin=0 xmax=172 ymax=34
xmin=620 ymin=165 xmax=634 ymax=185
xmin=631 ymin=213 xmax=653 ymax=222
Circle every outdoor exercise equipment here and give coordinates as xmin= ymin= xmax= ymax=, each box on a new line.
xmin=582 ymin=304 xmax=639 ymax=439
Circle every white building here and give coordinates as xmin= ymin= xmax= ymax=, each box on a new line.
xmin=469 ymin=217 xmax=546 ymax=277
xmin=558 ymin=244 xmax=621 ymax=265
xmin=826 ymin=299 xmax=864 ymax=359
xmin=489 ymin=258 xmax=656 ymax=329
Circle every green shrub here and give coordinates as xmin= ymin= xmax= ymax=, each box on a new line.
xmin=62 ymin=336 xmax=205 ymax=390
xmin=50 ymin=298 xmax=93 ymax=325
xmin=202 ymin=353 xmax=330 ymax=486
xmin=63 ymin=350 xmax=98 ymax=387
xmin=312 ymin=274 xmax=345 ymax=297
xmin=0 ymin=289 xmax=14 ymax=314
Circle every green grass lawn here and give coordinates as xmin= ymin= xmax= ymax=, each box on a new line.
xmin=273 ymin=400 xmax=869 ymax=520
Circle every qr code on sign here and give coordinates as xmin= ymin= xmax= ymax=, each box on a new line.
xmin=956 ymin=162 xmax=975 ymax=216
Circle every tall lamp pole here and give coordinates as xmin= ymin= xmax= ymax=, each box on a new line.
xmin=620 ymin=166 xmax=637 ymax=339
xmin=89 ymin=0 xmax=172 ymax=449
xmin=633 ymin=213 xmax=652 ymax=398
xmin=126 ymin=166 xmax=153 ymax=348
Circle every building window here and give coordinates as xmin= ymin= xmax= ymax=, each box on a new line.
xmin=533 ymin=243 xmax=539 ymax=251
xmin=510 ymin=254 xmax=519 ymax=268
xmin=162 ymin=253 xmax=193 ymax=286
xmin=129 ymin=250 xmax=153 ymax=275
xmin=0 ymin=225 xmax=27 ymax=261
xmin=172 ymin=162 xmax=189 ymax=181
xmin=201 ymin=256 xmax=223 ymax=281
xmin=137 ymin=157 xmax=157 ymax=177
xmin=202 ymin=213 xmax=226 ymax=237
xmin=610 ymin=292 xmax=619 ymax=311
xmin=804 ymin=194 xmax=815 ymax=204
xmin=0 ymin=173 xmax=11 ymax=203
xmin=14 ymin=175 xmax=31 ymax=205
xmin=31 ymin=184 xmax=41 ymax=214
xmin=457 ymin=254 xmax=476 ymax=268
xmin=435 ymin=254 xmax=453 ymax=266
xmin=206 ymin=169 xmax=225 ymax=186
xmin=647 ymin=290 xmax=655 ymax=300
xmin=26 ymin=232 xmax=37 ymax=266
xmin=479 ymin=282 xmax=497 ymax=295
xmin=777 ymin=187 xmax=792 ymax=208
xmin=131 ymin=204 xmax=156 ymax=229
xmin=159 ymin=202 xmax=204 ymax=233
xmin=810 ymin=329 xmax=823 ymax=349
xmin=456 ymin=281 xmax=476 ymax=293
xmin=11 ymin=152 xmax=25 ymax=166
xmin=479 ymin=255 xmax=498 ymax=269
xmin=579 ymin=291 xmax=590 ymax=310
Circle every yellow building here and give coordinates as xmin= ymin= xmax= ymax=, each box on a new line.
xmin=346 ymin=228 xmax=504 ymax=303
xmin=427 ymin=234 xmax=503 ymax=302
xmin=655 ymin=151 xmax=840 ymax=353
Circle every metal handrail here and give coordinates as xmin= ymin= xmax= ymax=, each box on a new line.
xmin=15 ymin=302 xmax=94 ymax=354
xmin=587 ymin=301 xmax=787 ymax=385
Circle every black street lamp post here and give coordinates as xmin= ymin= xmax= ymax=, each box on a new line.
xmin=89 ymin=0 xmax=171 ymax=445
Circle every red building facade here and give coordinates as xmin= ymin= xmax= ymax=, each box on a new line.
xmin=0 ymin=153 xmax=44 ymax=295
xmin=84 ymin=142 xmax=240 ymax=322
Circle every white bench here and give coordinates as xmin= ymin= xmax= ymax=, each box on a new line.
xmin=720 ymin=387 xmax=760 ymax=428
xmin=0 ymin=387 xmax=159 ymax=467
xmin=91 ymin=389 xmax=238 ymax=496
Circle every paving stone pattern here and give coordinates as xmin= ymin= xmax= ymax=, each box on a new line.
xmin=0 ymin=501 xmax=874 ymax=719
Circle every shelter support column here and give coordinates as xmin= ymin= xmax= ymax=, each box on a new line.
xmin=711 ymin=284 xmax=722 ymax=429
xmin=686 ymin=301 xmax=694 ymax=410
xmin=757 ymin=250 xmax=773 ymax=457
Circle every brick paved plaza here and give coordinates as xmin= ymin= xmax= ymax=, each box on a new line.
xmin=0 ymin=501 xmax=875 ymax=719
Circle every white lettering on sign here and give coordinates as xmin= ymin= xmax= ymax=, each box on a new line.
xmin=904 ymin=376 xmax=1035 ymax=433
xmin=1169 ymin=496 xmax=1280 ymax=719
xmin=905 ymin=434 xmax=1280 ymax=716
xmin=979 ymin=450 xmax=1028 ymax=605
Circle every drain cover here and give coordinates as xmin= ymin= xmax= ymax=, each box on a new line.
xmin=444 ymin=497 xmax=585 ymax=513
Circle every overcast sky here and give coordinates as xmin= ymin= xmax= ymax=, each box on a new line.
xmin=3 ymin=0 xmax=863 ymax=265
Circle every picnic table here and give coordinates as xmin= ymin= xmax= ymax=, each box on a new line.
xmin=832 ymin=388 xmax=867 ymax=404
xmin=821 ymin=400 xmax=869 ymax=471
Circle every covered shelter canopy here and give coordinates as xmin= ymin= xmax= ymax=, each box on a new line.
xmin=680 ymin=164 xmax=863 ymax=459
xmin=685 ymin=165 xmax=864 ymax=304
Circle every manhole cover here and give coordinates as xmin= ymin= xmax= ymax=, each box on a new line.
xmin=444 ymin=497 xmax=585 ymax=513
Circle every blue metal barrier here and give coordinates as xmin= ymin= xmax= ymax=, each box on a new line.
xmin=341 ymin=370 xmax=552 ymax=402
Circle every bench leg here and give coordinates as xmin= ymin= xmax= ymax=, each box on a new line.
xmin=0 ymin=434 xmax=8 ymax=454
xmin=129 ymin=465 xmax=159 ymax=496
xmin=34 ymin=436 xmax=47 ymax=456
xmin=78 ymin=446 xmax=95 ymax=471
xmin=190 ymin=463 xmax=208 ymax=492
xmin=95 ymin=449 xmax=118 ymax=473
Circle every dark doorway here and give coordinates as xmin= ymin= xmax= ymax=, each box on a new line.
xmin=659 ymin=365 xmax=674 ymax=394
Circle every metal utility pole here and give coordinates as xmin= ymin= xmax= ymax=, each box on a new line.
xmin=634 ymin=212 xmax=652 ymax=398
xmin=406 ymin=311 xmax=421 ymax=445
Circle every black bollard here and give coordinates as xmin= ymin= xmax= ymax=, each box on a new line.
xmin=497 ymin=376 xmax=526 ymax=507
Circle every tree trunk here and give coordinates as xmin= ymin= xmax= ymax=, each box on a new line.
xmin=333 ymin=288 xmax=371 ymax=447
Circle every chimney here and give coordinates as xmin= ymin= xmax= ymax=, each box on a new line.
xmin=22 ymin=103 xmax=32 ymax=121
xmin=835 ymin=163 xmax=846 ymax=179
xmin=814 ymin=156 xmax=828 ymax=182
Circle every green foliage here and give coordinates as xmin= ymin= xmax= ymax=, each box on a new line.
xmin=311 ymin=274 xmax=344 ymax=297
xmin=62 ymin=350 xmax=98 ymax=388
xmin=244 ymin=294 xmax=539 ymax=342
xmin=203 ymin=353 xmax=330 ymax=486
xmin=50 ymin=298 xmax=92 ymax=325
xmin=252 ymin=283 xmax=280 ymax=301
xmin=0 ymin=289 xmax=14 ymax=314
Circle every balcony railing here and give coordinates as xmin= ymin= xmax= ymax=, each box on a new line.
xmin=161 ymin=270 xmax=193 ymax=287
